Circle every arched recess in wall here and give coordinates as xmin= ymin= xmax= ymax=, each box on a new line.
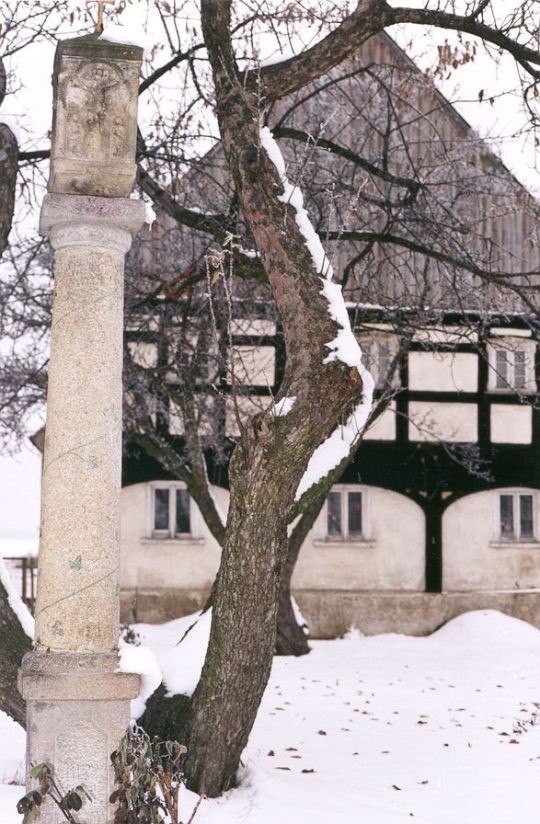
xmin=292 ymin=484 xmax=426 ymax=591
xmin=442 ymin=487 xmax=540 ymax=591
xmin=119 ymin=480 xmax=227 ymax=595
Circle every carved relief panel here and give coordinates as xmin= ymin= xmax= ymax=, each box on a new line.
xmin=49 ymin=35 xmax=142 ymax=197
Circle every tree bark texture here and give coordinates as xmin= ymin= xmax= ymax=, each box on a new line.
xmin=0 ymin=57 xmax=18 ymax=261
xmin=0 ymin=582 xmax=31 ymax=727
xmin=275 ymin=492 xmax=327 ymax=656
xmin=184 ymin=1 xmax=369 ymax=796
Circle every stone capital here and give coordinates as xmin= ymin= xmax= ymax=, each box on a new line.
xmin=19 ymin=651 xmax=140 ymax=702
xmin=40 ymin=193 xmax=145 ymax=253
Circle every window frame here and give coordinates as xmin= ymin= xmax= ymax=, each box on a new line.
xmin=488 ymin=341 xmax=535 ymax=394
xmin=492 ymin=489 xmax=539 ymax=546
xmin=149 ymin=482 xmax=197 ymax=540
xmin=320 ymin=485 xmax=372 ymax=543
xmin=359 ymin=337 xmax=399 ymax=390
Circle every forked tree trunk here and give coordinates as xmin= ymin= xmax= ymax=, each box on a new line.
xmin=275 ymin=492 xmax=327 ymax=656
xmin=183 ymin=2 xmax=367 ymax=796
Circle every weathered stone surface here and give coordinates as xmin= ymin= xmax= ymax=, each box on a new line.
xmin=20 ymin=653 xmax=139 ymax=823
xmin=293 ymin=589 xmax=540 ymax=637
xmin=34 ymin=196 xmax=144 ymax=654
xmin=48 ymin=34 xmax=142 ymax=198
xmin=19 ymin=652 xmax=139 ymax=701
xmin=26 ymin=36 xmax=144 ymax=822
xmin=40 ymin=193 xmax=145 ymax=252
xmin=124 ymin=586 xmax=540 ymax=637
xmin=120 ymin=587 xmax=211 ymax=624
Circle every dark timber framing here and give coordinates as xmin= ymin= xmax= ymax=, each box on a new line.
xmin=124 ymin=305 xmax=540 ymax=595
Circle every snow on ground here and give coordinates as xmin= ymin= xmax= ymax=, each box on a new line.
xmin=2 ymin=610 xmax=540 ymax=823
xmin=135 ymin=611 xmax=212 ymax=701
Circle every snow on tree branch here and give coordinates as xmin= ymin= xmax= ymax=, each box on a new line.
xmin=259 ymin=125 xmax=374 ymax=500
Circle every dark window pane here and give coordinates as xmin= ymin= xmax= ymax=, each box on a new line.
xmin=520 ymin=495 xmax=534 ymax=539
xmin=195 ymin=352 xmax=209 ymax=381
xmin=176 ymin=489 xmax=191 ymax=534
xmin=327 ymin=491 xmax=342 ymax=536
xmin=348 ymin=492 xmax=362 ymax=536
xmin=362 ymin=343 xmax=372 ymax=374
xmin=514 ymin=351 xmax=527 ymax=389
xmin=495 ymin=350 xmax=509 ymax=388
xmin=377 ymin=343 xmax=391 ymax=387
xmin=154 ymin=489 xmax=169 ymax=531
xmin=500 ymin=494 xmax=514 ymax=539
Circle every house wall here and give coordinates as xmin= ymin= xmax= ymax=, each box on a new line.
xmin=120 ymin=481 xmax=224 ymax=616
xmin=408 ymin=351 xmax=478 ymax=393
xmin=292 ymin=487 xmax=425 ymax=591
xmin=120 ymin=318 xmax=539 ymax=633
xmin=120 ymin=479 xmax=540 ymax=632
xmin=443 ymin=488 xmax=540 ymax=590
xmin=408 ymin=401 xmax=478 ymax=442
xmin=120 ymin=483 xmax=425 ymax=609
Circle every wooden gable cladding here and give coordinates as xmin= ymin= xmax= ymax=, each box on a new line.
xmin=269 ymin=32 xmax=540 ymax=314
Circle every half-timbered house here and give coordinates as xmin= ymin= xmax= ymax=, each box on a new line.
xmin=119 ymin=33 xmax=540 ymax=636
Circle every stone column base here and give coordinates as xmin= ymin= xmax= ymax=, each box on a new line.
xmin=19 ymin=652 xmax=139 ymax=824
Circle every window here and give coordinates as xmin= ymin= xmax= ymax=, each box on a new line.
xmin=498 ymin=492 xmax=536 ymax=542
xmin=165 ymin=334 xmax=215 ymax=386
xmin=151 ymin=485 xmax=192 ymax=537
xmin=326 ymin=488 xmax=364 ymax=540
xmin=362 ymin=341 xmax=393 ymax=388
xmin=491 ymin=345 xmax=534 ymax=392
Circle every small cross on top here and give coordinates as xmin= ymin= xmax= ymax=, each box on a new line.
xmin=87 ymin=0 xmax=114 ymax=34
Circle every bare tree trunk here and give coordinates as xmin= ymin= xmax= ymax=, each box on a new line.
xmin=275 ymin=492 xmax=327 ymax=656
xmin=0 ymin=582 xmax=31 ymax=727
xmin=185 ymin=433 xmax=290 ymax=794
xmin=183 ymin=1 xmax=367 ymax=796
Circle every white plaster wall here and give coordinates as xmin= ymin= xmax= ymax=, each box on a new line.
xmin=225 ymin=394 xmax=272 ymax=436
xmin=127 ymin=341 xmax=158 ymax=368
xmin=229 ymin=319 xmax=276 ymax=336
xmin=292 ymin=486 xmax=425 ymax=590
xmin=490 ymin=327 xmax=531 ymax=338
xmin=120 ymin=482 xmax=226 ymax=590
xmin=408 ymin=352 xmax=478 ymax=392
xmin=443 ymin=488 xmax=540 ymax=590
xmin=413 ymin=326 xmax=478 ymax=345
xmin=228 ymin=345 xmax=275 ymax=386
xmin=409 ymin=401 xmax=477 ymax=442
xmin=363 ymin=403 xmax=396 ymax=440
xmin=491 ymin=405 xmax=532 ymax=444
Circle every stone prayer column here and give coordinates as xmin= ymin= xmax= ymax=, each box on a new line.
xmin=19 ymin=34 xmax=144 ymax=823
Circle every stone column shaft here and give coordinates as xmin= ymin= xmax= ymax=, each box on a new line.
xmin=20 ymin=194 xmax=143 ymax=824
xmin=34 ymin=194 xmax=144 ymax=654
xmin=21 ymin=33 xmax=144 ymax=824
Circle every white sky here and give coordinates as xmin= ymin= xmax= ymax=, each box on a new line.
xmin=1 ymin=1 xmax=538 ymax=545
